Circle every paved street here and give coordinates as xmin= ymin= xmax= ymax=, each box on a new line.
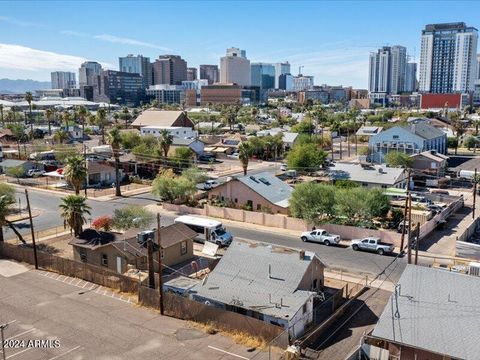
xmin=0 ymin=260 xmax=259 ymax=360
xmin=7 ymin=187 xmax=406 ymax=282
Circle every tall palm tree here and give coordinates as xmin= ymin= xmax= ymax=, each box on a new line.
xmin=238 ymin=142 xmax=253 ymax=176
xmin=77 ymin=106 xmax=88 ymax=141
xmin=121 ymin=106 xmax=130 ymax=129
xmin=45 ymin=108 xmax=53 ymax=136
xmin=62 ymin=111 xmax=71 ymax=133
xmin=64 ymin=156 xmax=87 ymax=195
xmin=452 ymin=119 xmax=467 ymax=155
xmin=24 ymin=92 xmax=33 ymax=138
xmin=158 ymin=129 xmax=173 ymax=157
xmin=59 ymin=195 xmax=91 ymax=237
xmin=96 ymin=108 xmax=108 ymax=144
xmin=107 ymin=127 xmax=122 ymax=197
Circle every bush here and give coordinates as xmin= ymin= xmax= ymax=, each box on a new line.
xmin=286 ymin=143 xmax=328 ymax=173
xmin=92 ymin=216 xmax=113 ymax=231
xmin=447 ymin=137 xmax=458 ymax=149
xmin=464 ymin=136 xmax=479 ymax=150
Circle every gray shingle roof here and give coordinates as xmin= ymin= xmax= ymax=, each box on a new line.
xmin=372 ymin=265 xmax=480 ymax=359
xmin=190 ymin=239 xmax=317 ymax=319
xmin=236 ymin=172 xmax=293 ymax=208
xmin=407 ymin=123 xmax=445 ymax=140
xmin=326 ymin=163 xmax=405 ymax=186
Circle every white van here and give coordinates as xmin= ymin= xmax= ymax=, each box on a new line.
xmin=174 ymin=215 xmax=233 ymax=247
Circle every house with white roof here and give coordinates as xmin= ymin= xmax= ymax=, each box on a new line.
xmin=189 ymin=238 xmax=325 ymax=339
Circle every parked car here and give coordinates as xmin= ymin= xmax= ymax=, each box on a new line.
xmin=351 ymin=237 xmax=394 ymax=255
xmin=26 ymin=169 xmax=45 ymax=177
xmin=300 ymin=229 xmax=341 ymax=246
xmin=203 ymin=180 xmax=219 ymax=190
xmin=227 ymin=152 xmax=239 ymax=159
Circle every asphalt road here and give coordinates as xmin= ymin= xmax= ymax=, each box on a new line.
xmin=0 ymin=260 xmax=256 ymax=360
xmin=6 ymin=188 xmax=406 ymax=281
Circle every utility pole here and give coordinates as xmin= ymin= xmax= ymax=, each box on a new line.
xmin=24 ymin=189 xmax=38 ymax=269
xmin=400 ymin=168 xmax=411 ymax=252
xmin=414 ymin=222 xmax=420 ymax=265
xmin=157 ymin=213 xmax=164 ymax=315
xmin=0 ymin=323 xmax=8 ymax=360
xmin=473 ymin=168 xmax=477 ymax=219
xmin=84 ymin=144 xmax=87 ymax=198
xmin=407 ymin=194 xmax=413 ymax=264
xmin=147 ymin=237 xmax=155 ymax=289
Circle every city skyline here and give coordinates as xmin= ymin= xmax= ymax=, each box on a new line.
xmin=1 ymin=1 xmax=480 ymax=88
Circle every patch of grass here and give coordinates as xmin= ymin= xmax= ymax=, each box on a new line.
xmin=230 ymin=330 xmax=267 ymax=349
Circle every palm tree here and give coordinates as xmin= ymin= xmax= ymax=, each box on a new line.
xmin=107 ymin=127 xmax=122 ymax=197
xmin=62 ymin=111 xmax=71 ymax=133
xmin=158 ymin=129 xmax=173 ymax=157
xmin=64 ymin=156 xmax=87 ymax=195
xmin=0 ymin=104 xmax=4 ymax=126
xmin=45 ymin=108 xmax=53 ymax=136
xmin=121 ymin=106 xmax=130 ymax=129
xmin=452 ymin=119 xmax=467 ymax=155
xmin=24 ymin=92 xmax=33 ymax=138
xmin=59 ymin=195 xmax=91 ymax=237
xmin=53 ymin=129 xmax=69 ymax=144
xmin=77 ymin=106 xmax=88 ymax=141
xmin=238 ymin=142 xmax=253 ymax=176
xmin=96 ymin=108 xmax=108 ymax=144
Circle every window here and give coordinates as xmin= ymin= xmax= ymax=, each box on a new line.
xmin=181 ymin=241 xmax=187 ymax=255
xmin=101 ymin=254 xmax=108 ymax=267
xmin=303 ymin=303 xmax=307 ymax=314
xmin=393 ymin=135 xmax=399 ymax=140
xmin=234 ymin=198 xmax=238 ymax=203
xmin=257 ymin=204 xmax=261 ymax=211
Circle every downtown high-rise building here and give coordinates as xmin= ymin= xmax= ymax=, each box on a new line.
xmin=274 ymin=62 xmax=290 ymax=89
xmin=405 ymin=62 xmax=418 ymax=93
xmin=79 ymin=61 xmax=102 ymax=87
xmin=419 ymin=22 xmax=478 ymax=93
xmin=368 ymin=45 xmax=407 ymax=95
xmin=51 ymin=71 xmax=76 ymax=89
xmin=119 ymin=54 xmax=152 ymax=89
xmin=199 ymin=65 xmax=219 ymax=84
xmin=187 ymin=67 xmax=197 ymax=81
xmin=220 ymin=47 xmax=250 ymax=86
xmin=152 ymin=55 xmax=188 ymax=85
xmin=250 ymin=63 xmax=276 ymax=90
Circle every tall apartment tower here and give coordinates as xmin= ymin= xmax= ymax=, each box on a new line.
xmin=274 ymin=62 xmax=291 ymax=89
xmin=51 ymin=71 xmax=76 ymax=89
xmin=251 ymin=63 xmax=276 ymax=90
xmin=152 ymin=55 xmax=188 ymax=85
xmin=187 ymin=67 xmax=197 ymax=81
xmin=79 ymin=61 xmax=102 ymax=87
xmin=220 ymin=47 xmax=250 ymax=86
xmin=405 ymin=63 xmax=418 ymax=93
xmin=119 ymin=54 xmax=152 ymax=89
xmin=199 ymin=65 xmax=219 ymax=84
xmin=368 ymin=46 xmax=407 ymax=95
xmin=419 ymin=22 xmax=478 ymax=93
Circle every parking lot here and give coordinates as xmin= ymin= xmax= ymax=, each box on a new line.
xmin=0 ymin=260 xmax=260 ymax=360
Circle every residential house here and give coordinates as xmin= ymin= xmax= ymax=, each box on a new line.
xmin=325 ymin=162 xmax=407 ymax=188
xmin=140 ymin=126 xmax=197 ymax=139
xmin=208 ymin=172 xmax=293 ymax=214
xmin=131 ymin=110 xmax=194 ymax=130
xmin=256 ymin=128 xmax=299 ymax=150
xmin=355 ymin=126 xmax=383 ymax=138
xmin=69 ymin=223 xmax=197 ymax=273
xmin=369 ymin=265 xmax=480 ymax=360
xmin=368 ymin=123 xmax=447 ymax=164
xmin=411 ymin=150 xmax=448 ymax=176
xmin=86 ymin=161 xmax=120 ymax=186
xmin=170 ymin=137 xmax=205 ymax=156
xmin=205 ymin=133 xmax=248 ymax=156
xmin=0 ymin=128 xmax=16 ymax=144
xmin=189 ymin=239 xmax=325 ymax=339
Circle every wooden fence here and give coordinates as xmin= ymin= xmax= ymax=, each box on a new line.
xmin=0 ymin=242 xmax=139 ymax=293
xmin=138 ymin=285 xmax=288 ymax=347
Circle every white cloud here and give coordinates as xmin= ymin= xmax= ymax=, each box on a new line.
xmin=0 ymin=43 xmax=113 ymax=72
xmin=94 ymin=34 xmax=172 ymax=51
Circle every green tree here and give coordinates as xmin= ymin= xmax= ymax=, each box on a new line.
xmin=96 ymin=108 xmax=108 ymax=144
xmin=286 ymin=143 xmax=328 ymax=173
xmin=77 ymin=105 xmax=88 ymax=140
xmin=452 ymin=119 xmax=467 ymax=155
xmin=238 ymin=142 xmax=253 ymax=176
xmin=107 ymin=126 xmax=122 ymax=197
xmin=24 ymin=91 xmax=34 ymax=138
xmin=120 ymin=131 xmax=142 ymax=150
xmin=158 ymin=129 xmax=173 ymax=157
xmin=181 ymin=166 xmax=208 ymax=184
xmin=289 ymin=183 xmax=335 ymax=225
xmin=464 ymin=136 xmax=480 ymax=150
xmin=45 ymin=108 xmax=54 ymax=136
xmin=112 ymin=205 xmax=154 ymax=231
xmin=53 ymin=129 xmax=69 ymax=144
xmin=59 ymin=195 xmax=91 ymax=237
xmin=291 ymin=119 xmax=315 ymax=134
xmin=447 ymin=136 xmax=458 ymax=149
xmin=5 ymin=165 xmax=25 ymax=182
xmin=365 ymin=188 xmax=390 ymax=218
xmin=0 ymin=183 xmax=15 ymax=242
xmin=64 ymin=156 xmax=87 ymax=195
xmin=151 ymin=169 xmax=178 ymax=202
xmin=384 ymin=151 xmax=414 ymax=168
xmin=171 ymin=147 xmax=193 ymax=168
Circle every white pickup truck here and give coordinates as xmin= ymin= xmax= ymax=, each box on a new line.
xmin=300 ymin=229 xmax=341 ymax=246
xmin=351 ymin=237 xmax=394 ymax=255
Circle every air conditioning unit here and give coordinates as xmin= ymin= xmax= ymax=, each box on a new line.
xmin=137 ymin=230 xmax=155 ymax=244
xmin=469 ymin=262 xmax=480 ymax=276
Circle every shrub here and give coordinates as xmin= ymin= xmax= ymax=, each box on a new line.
xmin=91 ymin=215 xmax=113 ymax=231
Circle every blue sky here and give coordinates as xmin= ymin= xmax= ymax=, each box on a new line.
xmin=1 ymin=0 xmax=479 ymax=88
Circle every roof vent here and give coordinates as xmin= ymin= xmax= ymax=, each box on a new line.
xmin=249 ymin=176 xmax=259 ymax=183
xmin=258 ymin=177 xmax=271 ymax=185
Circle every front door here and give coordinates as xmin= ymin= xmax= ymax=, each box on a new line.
xmin=116 ymin=256 xmax=122 ymax=274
